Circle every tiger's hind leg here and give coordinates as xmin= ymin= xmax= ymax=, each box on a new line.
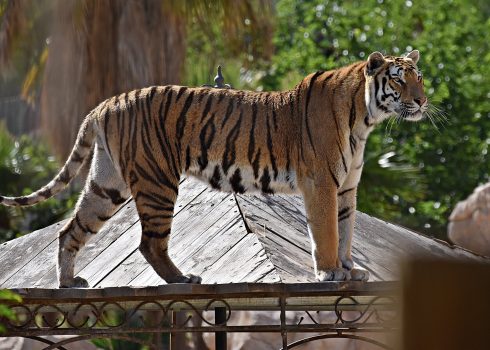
xmin=130 ymin=175 xmax=201 ymax=284
xmin=58 ymin=143 xmax=130 ymax=288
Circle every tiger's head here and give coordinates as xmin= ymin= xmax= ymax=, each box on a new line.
xmin=364 ymin=50 xmax=427 ymax=123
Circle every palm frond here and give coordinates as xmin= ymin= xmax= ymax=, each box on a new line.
xmin=0 ymin=0 xmax=29 ymax=71
xmin=166 ymin=0 xmax=274 ymax=61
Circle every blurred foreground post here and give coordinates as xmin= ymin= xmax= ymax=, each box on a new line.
xmin=402 ymin=259 xmax=490 ymax=350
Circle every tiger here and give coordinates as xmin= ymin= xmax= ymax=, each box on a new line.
xmin=0 ymin=50 xmax=427 ymax=287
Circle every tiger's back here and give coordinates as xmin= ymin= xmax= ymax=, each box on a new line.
xmin=102 ymin=86 xmax=301 ymax=197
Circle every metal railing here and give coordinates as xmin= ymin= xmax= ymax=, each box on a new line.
xmin=3 ymin=282 xmax=398 ymax=350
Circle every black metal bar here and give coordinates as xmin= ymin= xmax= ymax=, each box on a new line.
xmin=160 ymin=311 xmax=171 ymax=350
xmin=280 ymin=297 xmax=288 ymax=350
xmin=215 ymin=307 xmax=227 ymax=350
xmin=5 ymin=325 xmax=396 ymax=336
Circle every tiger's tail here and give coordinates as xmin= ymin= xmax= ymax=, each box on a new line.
xmin=0 ymin=115 xmax=97 ymax=207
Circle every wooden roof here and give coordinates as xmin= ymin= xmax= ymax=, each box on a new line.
xmin=0 ymin=178 xmax=485 ymax=289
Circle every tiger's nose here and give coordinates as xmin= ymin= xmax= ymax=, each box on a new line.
xmin=414 ymin=96 xmax=427 ymax=106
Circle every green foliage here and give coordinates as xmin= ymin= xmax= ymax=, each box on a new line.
xmin=89 ymin=310 xmax=156 ymax=350
xmin=91 ymin=337 xmax=150 ymax=350
xmin=183 ymin=0 xmax=274 ymax=90
xmin=0 ymin=289 xmax=22 ymax=334
xmin=0 ymin=123 xmax=78 ymax=243
xmin=262 ymin=0 xmax=490 ymax=238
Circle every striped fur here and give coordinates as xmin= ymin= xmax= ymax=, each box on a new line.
xmin=0 ymin=51 xmax=427 ymax=287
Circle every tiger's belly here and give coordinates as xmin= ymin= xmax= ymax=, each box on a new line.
xmin=185 ymin=162 xmax=299 ymax=195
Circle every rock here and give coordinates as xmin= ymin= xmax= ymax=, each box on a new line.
xmin=448 ymin=183 xmax=490 ymax=257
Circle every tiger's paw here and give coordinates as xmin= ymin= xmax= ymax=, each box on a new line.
xmin=183 ymin=273 xmax=202 ymax=284
xmin=170 ymin=274 xmax=202 ymax=284
xmin=316 ymin=268 xmax=351 ymax=282
xmin=350 ymin=268 xmax=370 ymax=281
xmin=59 ymin=276 xmax=89 ymax=288
xmin=340 ymin=257 xmax=354 ymax=270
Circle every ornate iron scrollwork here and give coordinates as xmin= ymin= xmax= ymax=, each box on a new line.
xmin=334 ymin=295 xmax=397 ymax=325
xmin=4 ymin=298 xmax=232 ymax=332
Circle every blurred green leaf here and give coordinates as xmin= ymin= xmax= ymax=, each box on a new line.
xmin=0 ymin=289 xmax=22 ymax=334
xmin=0 ymin=123 xmax=78 ymax=243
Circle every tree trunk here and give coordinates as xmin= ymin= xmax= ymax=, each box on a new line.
xmin=40 ymin=0 xmax=186 ymax=160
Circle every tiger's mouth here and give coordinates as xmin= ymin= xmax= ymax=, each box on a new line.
xmin=394 ymin=105 xmax=426 ymax=121
xmin=403 ymin=110 xmax=425 ymax=121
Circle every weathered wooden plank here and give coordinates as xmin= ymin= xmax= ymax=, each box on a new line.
xmin=237 ymin=196 xmax=314 ymax=281
xmin=0 ymin=196 xmax=138 ymax=288
xmin=257 ymin=265 xmax=306 ymax=283
xmin=174 ymin=212 xmax=244 ymax=270
xmin=24 ymin=202 xmax=139 ymax=288
xmin=236 ymin=194 xmax=317 ymax=283
xmin=124 ymin=192 xmax=244 ymax=286
xmin=282 ymin=195 xmax=400 ymax=279
xmin=0 ymin=179 xmax=195 ymax=284
xmin=125 ymin=263 xmax=162 ymax=287
xmin=96 ymin=198 xmax=238 ymax=287
xmin=357 ymin=212 xmax=483 ymax=260
xmin=238 ymin=193 xmax=485 ymax=282
xmin=0 ymin=220 xmax=66 ymax=286
xmin=175 ymin=177 xmax=209 ymax=209
xmin=80 ymin=180 xmax=212 ymax=287
xmin=281 ymin=194 xmax=399 ymax=278
xmin=170 ymin=194 xmax=236 ymax=266
xmin=80 ymin=224 xmax=141 ymax=286
xmin=356 ymin=213 xmax=427 ymax=256
xmin=243 ymin=257 xmax=281 ymax=283
xmin=5 ymin=179 xmax=208 ymax=288
xmin=198 ymin=233 xmax=276 ymax=284
xmin=1 ymin=199 xmax=136 ymax=288
xmin=127 ymin=221 xmax=248 ymax=286
xmin=350 ymin=212 xmax=487 ymax=282
xmin=95 ymin=248 xmax=145 ymax=287
xmin=1 ymin=237 xmax=58 ymax=288
xmin=349 ymin=243 xmax=394 ymax=281
xmin=0 ymin=221 xmax=57 ymax=261
xmin=351 ymin=223 xmax=403 ymax=280
xmin=94 ymin=184 xmax=232 ymax=287
xmin=257 ymin=229 xmax=316 ymax=283
xmin=240 ymin=194 xmax=396 ymax=281
xmin=177 ymin=219 xmax=279 ymax=283
xmin=126 ymin=196 xmax=282 ymax=286
xmin=237 ymin=194 xmax=310 ymax=252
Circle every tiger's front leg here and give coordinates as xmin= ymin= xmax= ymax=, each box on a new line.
xmin=338 ymin=186 xmax=369 ymax=281
xmin=300 ymin=176 xmax=351 ymax=281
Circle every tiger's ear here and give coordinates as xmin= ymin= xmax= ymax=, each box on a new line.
xmin=366 ymin=51 xmax=385 ymax=75
xmin=405 ymin=50 xmax=420 ymax=64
